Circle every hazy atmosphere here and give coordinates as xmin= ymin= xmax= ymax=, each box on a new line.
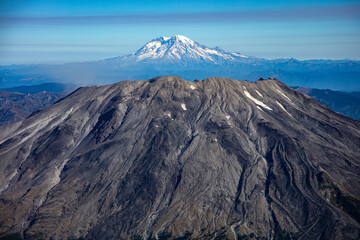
xmin=1 ymin=0 xmax=360 ymax=64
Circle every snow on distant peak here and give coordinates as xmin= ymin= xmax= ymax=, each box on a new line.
xmin=232 ymin=52 xmax=249 ymax=58
xmin=114 ymin=35 xmax=251 ymax=64
xmin=172 ymin=35 xmax=193 ymax=42
xmin=149 ymin=35 xmax=192 ymax=45
xmin=152 ymin=36 xmax=170 ymax=42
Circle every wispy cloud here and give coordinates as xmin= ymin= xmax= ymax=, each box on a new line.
xmin=2 ymin=43 xmax=130 ymax=48
xmin=1 ymin=4 xmax=359 ymax=25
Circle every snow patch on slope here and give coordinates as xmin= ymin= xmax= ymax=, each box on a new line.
xmin=276 ymin=88 xmax=292 ymax=102
xmin=181 ymin=103 xmax=187 ymax=110
xmin=166 ymin=113 xmax=174 ymax=120
xmin=257 ymin=106 xmax=264 ymax=112
xmin=244 ymin=90 xmax=272 ymax=111
xmin=276 ymin=101 xmax=292 ymax=117
xmin=255 ymin=90 xmax=263 ymax=98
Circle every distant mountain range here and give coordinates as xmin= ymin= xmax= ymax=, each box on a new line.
xmin=293 ymin=87 xmax=360 ymax=120
xmin=1 ymin=35 xmax=359 ymax=91
xmin=0 ymin=83 xmax=75 ymax=127
xmin=0 ymin=82 xmax=76 ymax=94
xmin=0 ymin=91 xmax=67 ymax=127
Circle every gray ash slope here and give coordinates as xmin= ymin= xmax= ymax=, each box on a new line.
xmin=0 ymin=76 xmax=360 ymax=240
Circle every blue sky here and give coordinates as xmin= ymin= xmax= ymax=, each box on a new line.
xmin=0 ymin=0 xmax=359 ymax=64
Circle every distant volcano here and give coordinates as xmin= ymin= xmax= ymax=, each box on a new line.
xmin=86 ymin=35 xmax=360 ymax=91
xmin=1 ymin=35 xmax=359 ymax=90
xmin=103 ymin=35 xmax=255 ymax=66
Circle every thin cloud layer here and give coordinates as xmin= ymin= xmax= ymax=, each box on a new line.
xmin=1 ymin=4 xmax=359 ymax=25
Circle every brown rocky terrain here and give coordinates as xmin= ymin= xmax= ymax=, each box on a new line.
xmin=0 ymin=76 xmax=359 ymax=239
xmin=0 ymin=90 xmax=67 ymax=127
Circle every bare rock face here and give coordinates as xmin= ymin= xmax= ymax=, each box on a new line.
xmin=0 ymin=76 xmax=359 ymax=240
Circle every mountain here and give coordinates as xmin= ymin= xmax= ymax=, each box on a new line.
xmin=244 ymin=69 xmax=360 ymax=91
xmin=0 ymin=90 xmax=69 ymax=127
xmin=1 ymin=35 xmax=359 ymax=91
xmin=0 ymin=83 xmax=76 ymax=127
xmin=344 ymin=91 xmax=360 ymax=99
xmin=0 ymin=76 xmax=359 ymax=240
xmin=0 ymin=69 xmax=57 ymax=89
xmin=105 ymin=35 xmax=256 ymax=66
xmin=294 ymin=87 xmax=360 ymax=121
xmin=0 ymin=82 xmax=77 ymax=94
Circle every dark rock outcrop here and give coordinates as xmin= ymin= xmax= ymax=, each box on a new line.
xmin=0 ymin=76 xmax=359 ymax=239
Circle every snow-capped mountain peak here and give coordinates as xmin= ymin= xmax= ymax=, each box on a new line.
xmin=123 ymin=35 xmax=249 ymax=64
xmin=103 ymin=35 xmax=255 ymax=66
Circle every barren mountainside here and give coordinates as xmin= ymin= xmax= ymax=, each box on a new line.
xmin=0 ymin=76 xmax=360 ymax=240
